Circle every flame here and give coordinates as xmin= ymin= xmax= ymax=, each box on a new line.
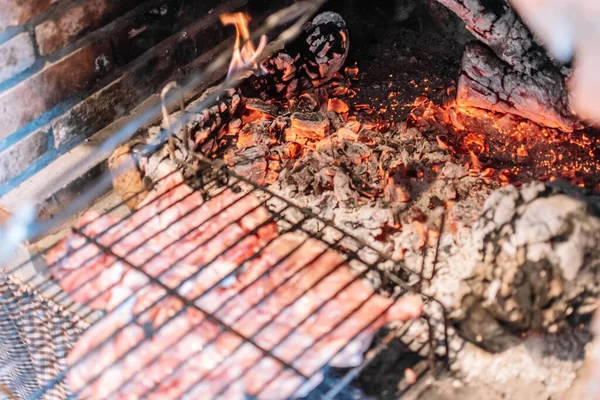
xmin=220 ymin=13 xmax=267 ymax=79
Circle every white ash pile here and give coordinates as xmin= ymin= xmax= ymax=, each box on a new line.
xmin=409 ymin=324 xmax=590 ymax=400
xmin=443 ymin=181 xmax=600 ymax=352
xmin=412 ymin=180 xmax=600 ymax=400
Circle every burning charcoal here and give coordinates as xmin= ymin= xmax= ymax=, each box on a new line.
xmin=328 ymin=81 xmax=350 ymax=97
xmin=315 ymin=167 xmax=336 ymax=191
xmin=269 ymin=116 xmax=290 ymax=135
xmin=452 ymin=181 xmax=600 ymax=351
xmin=286 ymin=111 xmax=331 ymax=144
xmin=457 ymin=42 xmax=578 ymax=132
xmin=237 ymin=121 xmax=275 ymax=149
xmin=226 ymin=145 xmax=269 ymax=184
xmin=296 ymin=93 xmax=320 ymax=111
xmin=340 ymin=139 xmax=371 ymax=166
xmin=383 ymin=178 xmax=411 ymax=204
xmin=345 ymin=120 xmax=361 ymax=134
xmin=327 ymin=98 xmax=350 ymax=114
xmin=233 ymin=159 xmax=268 ymax=184
xmin=345 ymin=66 xmax=359 ymax=80
xmin=223 ymin=118 xmax=243 ymax=137
xmin=326 ymin=110 xmax=344 ymax=131
xmin=243 ymin=98 xmax=281 ymax=122
xmin=336 ymin=127 xmax=358 ymax=142
xmin=333 ymin=168 xmax=358 ymax=205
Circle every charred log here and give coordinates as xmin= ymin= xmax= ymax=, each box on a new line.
xmin=453 ymin=181 xmax=600 ymax=351
xmin=457 ymin=42 xmax=579 ymax=132
xmin=435 ymin=0 xmax=560 ymax=74
xmin=242 ymin=11 xmax=349 ymax=99
xmin=435 ymin=0 xmax=582 ymax=131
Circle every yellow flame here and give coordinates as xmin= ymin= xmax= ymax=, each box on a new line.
xmin=220 ymin=13 xmax=267 ymax=78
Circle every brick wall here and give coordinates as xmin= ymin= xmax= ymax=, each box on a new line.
xmin=0 ymin=0 xmax=279 ymax=197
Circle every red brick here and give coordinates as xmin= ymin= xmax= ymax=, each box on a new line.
xmin=0 ymin=127 xmax=48 ymax=185
xmin=52 ymin=0 xmax=239 ymax=149
xmin=0 ymin=40 xmax=114 ymax=141
xmin=0 ymin=32 xmax=35 ymax=84
xmin=35 ymin=0 xmax=138 ymax=56
xmin=0 ymin=0 xmax=56 ymax=31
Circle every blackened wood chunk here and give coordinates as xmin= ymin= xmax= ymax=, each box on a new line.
xmin=436 ymin=0 xmax=560 ymax=74
xmin=244 ymin=98 xmax=281 ymax=120
xmin=301 ymin=11 xmax=350 ymax=87
xmin=454 ymin=181 xmax=600 ymax=351
xmin=189 ymin=87 xmax=244 ymax=147
xmin=242 ymin=12 xmax=349 ymax=99
xmin=458 ymin=42 xmax=578 ymax=132
xmin=243 ymin=53 xmax=300 ymax=99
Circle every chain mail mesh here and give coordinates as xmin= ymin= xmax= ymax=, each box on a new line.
xmin=0 ymin=273 xmax=88 ymax=400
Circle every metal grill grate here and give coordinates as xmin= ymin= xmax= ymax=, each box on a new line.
xmin=0 ymin=1 xmax=449 ymax=397
xmin=6 ymin=157 xmax=448 ymax=400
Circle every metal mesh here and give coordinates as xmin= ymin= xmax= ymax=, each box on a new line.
xmin=4 ymin=159 xmax=447 ymax=400
xmin=0 ymin=1 xmax=449 ymax=398
xmin=0 ymin=274 xmax=87 ymax=400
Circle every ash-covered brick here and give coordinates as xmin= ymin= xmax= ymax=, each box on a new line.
xmin=35 ymin=0 xmax=138 ymax=56
xmin=0 ymin=32 xmax=35 ymax=84
xmin=52 ymin=76 xmax=140 ymax=149
xmin=0 ymin=127 xmax=48 ymax=185
xmin=0 ymin=40 xmax=114 ymax=141
xmin=0 ymin=0 xmax=55 ymax=31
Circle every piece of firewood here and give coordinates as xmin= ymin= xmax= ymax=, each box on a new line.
xmin=108 ymin=144 xmax=149 ymax=210
xmin=300 ymin=11 xmax=350 ymax=87
xmin=435 ymin=0 xmax=561 ymax=74
xmin=242 ymin=12 xmax=349 ymax=99
xmin=457 ymin=42 xmax=578 ymax=132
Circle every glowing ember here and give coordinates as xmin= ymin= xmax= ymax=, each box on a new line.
xmin=327 ymin=98 xmax=350 ymax=114
xmin=220 ymin=12 xmax=267 ymax=79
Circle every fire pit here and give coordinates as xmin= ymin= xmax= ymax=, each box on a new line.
xmin=1 ymin=0 xmax=600 ymax=399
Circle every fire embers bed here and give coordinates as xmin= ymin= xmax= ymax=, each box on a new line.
xmin=46 ymin=171 xmax=423 ymax=399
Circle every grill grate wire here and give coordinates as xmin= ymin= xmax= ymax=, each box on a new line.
xmin=20 ymin=159 xmax=449 ymax=400
xmin=0 ymin=1 xmax=450 ymax=398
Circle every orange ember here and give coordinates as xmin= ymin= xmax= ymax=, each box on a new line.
xmin=327 ymin=98 xmax=350 ymax=114
xmin=401 ymin=95 xmax=600 ymax=190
